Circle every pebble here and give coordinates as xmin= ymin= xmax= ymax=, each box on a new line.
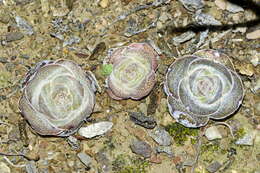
xmin=6 ymin=32 xmax=24 ymax=42
xmin=0 ymin=162 xmax=10 ymax=173
xmin=149 ymin=127 xmax=172 ymax=146
xmin=235 ymin=132 xmax=256 ymax=146
xmin=195 ymin=11 xmax=221 ymax=26
xmin=99 ymin=0 xmax=109 ymax=8
xmin=130 ymin=140 xmax=152 ymax=158
xmin=246 ymin=29 xmax=260 ymax=40
xmin=179 ymin=0 xmax=205 ymax=11
xmin=206 ymin=161 xmax=222 ymax=173
xmin=77 ymin=152 xmax=92 ymax=167
xmin=96 ymin=150 xmax=111 ymax=173
xmin=78 ymin=121 xmax=113 ymax=138
xmin=252 ymin=77 xmax=260 ymax=94
xmin=15 ymin=16 xmax=34 ymax=35
xmin=129 ymin=112 xmax=157 ymax=129
xmin=67 ymin=136 xmax=80 ymax=150
xmin=0 ymin=9 xmax=10 ymax=24
xmin=205 ymin=126 xmax=222 ymax=140
xmin=25 ymin=161 xmax=38 ymax=173
xmin=156 ymin=146 xmax=174 ymax=157
xmin=172 ymin=31 xmax=196 ymax=46
xmin=226 ymin=2 xmax=244 ymax=13
xmin=63 ymin=36 xmax=81 ymax=47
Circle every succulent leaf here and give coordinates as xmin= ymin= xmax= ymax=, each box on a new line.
xmin=19 ymin=59 xmax=97 ymax=136
xmin=165 ymin=49 xmax=244 ymax=128
xmin=106 ymin=43 xmax=159 ymax=100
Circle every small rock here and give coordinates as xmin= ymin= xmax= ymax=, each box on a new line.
xmin=246 ymin=29 xmax=260 ymax=40
xmin=25 ymin=161 xmax=38 ymax=173
xmin=77 ymin=152 xmax=92 ymax=167
xmin=149 ymin=127 xmax=172 ymax=146
xmin=235 ymin=132 xmax=256 ymax=146
xmin=78 ymin=121 xmax=113 ymax=138
xmin=251 ymin=77 xmax=260 ymax=94
xmin=215 ymin=0 xmax=226 ymax=10
xmin=226 ymin=1 xmax=244 ymax=13
xmin=159 ymin=12 xmax=169 ymax=23
xmin=205 ymin=126 xmax=222 ymax=140
xmin=156 ymin=146 xmax=174 ymax=157
xmin=206 ymin=161 xmax=222 ymax=173
xmin=15 ymin=16 xmax=34 ymax=35
xmin=96 ymin=150 xmax=111 ymax=173
xmin=99 ymin=0 xmax=109 ymax=8
xmin=67 ymin=136 xmax=80 ymax=150
xmin=63 ymin=36 xmax=81 ymax=47
xmin=0 ymin=9 xmax=11 ymax=24
xmin=130 ymin=140 xmax=152 ymax=158
xmin=238 ymin=63 xmax=254 ymax=76
xmin=172 ymin=31 xmax=196 ymax=46
xmin=129 ymin=112 xmax=157 ymax=129
xmin=0 ymin=162 xmax=10 ymax=173
xmin=6 ymin=32 xmax=24 ymax=42
xmin=179 ymin=0 xmax=205 ymax=11
xmin=195 ymin=11 xmax=221 ymax=26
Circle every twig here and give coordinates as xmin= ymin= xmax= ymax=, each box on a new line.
xmin=0 ymin=152 xmax=39 ymax=161
xmin=3 ymin=156 xmax=26 ymax=168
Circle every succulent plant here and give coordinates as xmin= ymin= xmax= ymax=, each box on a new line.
xmin=19 ymin=59 xmax=99 ymax=136
xmin=105 ymin=43 xmax=159 ymax=100
xmin=164 ymin=49 xmax=244 ymax=128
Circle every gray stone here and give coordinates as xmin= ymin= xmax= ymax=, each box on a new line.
xmin=179 ymin=0 xmax=205 ymax=11
xmin=172 ymin=31 xmax=196 ymax=46
xmin=149 ymin=127 xmax=172 ymax=146
xmin=67 ymin=136 xmax=80 ymax=150
xmin=25 ymin=161 xmax=38 ymax=173
xmin=195 ymin=11 xmax=221 ymax=26
xmin=130 ymin=140 xmax=152 ymax=158
xmin=77 ymin=152 xmax=92 ymax=167
xmin=63 ymin=36 xmax=81 ymax=47
xmin=156 ymin=146 xmax=174 ymax=157
xmin=206 ymin=161 xmax=222 ymax=173
xmin=226 ymin=2 xmax=244 ymax=13
xmin=78 ymin=121 xmax=113 ymax=138
xmin=129 ymin=112 xmax=157 ymax=129
xmin=6 ymin=32 xmax=24 ymax=42
xmin=235 ymin=132 xmax=255 ymax=146
xmin=15 ymin=16 xmax=34 ymax=35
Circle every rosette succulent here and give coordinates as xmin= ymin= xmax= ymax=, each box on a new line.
xmin=164 ymin=49 xmax=244 ymax=128
xmin=105 ymin=43 xmax=159 ymax=100
xmin=19 ymin=59 xmax=99 ymax=136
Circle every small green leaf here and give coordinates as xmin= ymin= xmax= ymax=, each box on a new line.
xmin=101 ymin=64 xmax=113 ymax=76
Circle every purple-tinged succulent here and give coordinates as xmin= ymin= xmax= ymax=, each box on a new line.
xmin=164 ymin=49 xmax=244 ymax=128
xmin=105 ymin=43 xmax=159 ymax=100
xmin=19 ymin=59 xmax=99 ymax=136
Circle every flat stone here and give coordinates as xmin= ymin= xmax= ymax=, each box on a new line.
xmin=77 ymin=152 xmax=92 ymax=167
xmin=195 ymin=11 xmax=221 ymax=26
xmin=205 ymin=126 xmax=222 ymax=140
xmin=6 ymin=32 xmax=24 ymax=42
xmin=129 ymin=112 xmax=157 ymax=129
xmin=226 ymin=2 xmax=244 ymax=13
xmin=149 ymin=127 xmax=172 ymax=146
xmin=172 ymin=31 xmax=196 ymax=46
xmin=206 ymin=161 xmax=222 ymax=173
xmin=179 ymin=0 xmax=205 ymax=11
xmin=78 ymin=121 xmax=113 ymax=138
xmin=235 ymin=132 xmax=255 ymax=146
xmin=99 ymin=0 xmax=109 ymax=8
xmin=246 ymin=30 xmax=260 ymax=40
xmin=130 ymin=140 xmax=152 ymax=158
xmin=156 ymin=146 xmax=174 ymax=157
xmin=15 ymin=16 xmax=34 ymax=35
xmin=25 ymin=161 xmax=38 ymax=173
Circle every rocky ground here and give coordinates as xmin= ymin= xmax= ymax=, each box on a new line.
xmin=0 ymin=0 xmax=259 ymax=172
